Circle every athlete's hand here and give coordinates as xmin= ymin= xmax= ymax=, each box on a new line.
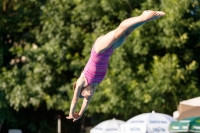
xmin=72 ymin=113 xmax=82 ymax=122
xmin=66 ymin=114 xmax=74 ymax=120
xmin=66 ymin=113 xmax=82 ymax=122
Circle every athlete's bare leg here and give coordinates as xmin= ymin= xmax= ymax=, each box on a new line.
xmin=94 ymin=10 xmax=165 ymax=53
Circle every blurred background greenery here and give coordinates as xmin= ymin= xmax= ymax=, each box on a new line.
xmin=0 ymin=0 xmax=200 ymax=133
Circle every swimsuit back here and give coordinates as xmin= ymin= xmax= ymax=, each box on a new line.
xmin=83 ymin=45 xmax=113 ymax=85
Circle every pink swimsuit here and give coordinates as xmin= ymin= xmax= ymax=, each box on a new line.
xmin=83 ymin=45 xmax=114 ymax=85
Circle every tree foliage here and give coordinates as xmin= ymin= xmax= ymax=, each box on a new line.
xmin=0 ymin=0 xmax=200 ymax=132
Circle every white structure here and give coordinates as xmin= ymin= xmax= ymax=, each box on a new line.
xmin=90 ymin=118 xmax=125 ymax=133
xmin=120 ymin=111 xmax=176 ymax=133
xmin=8 ymin=129 xmax=22 ymax=133
xmin=57 ymin=115 xmax=61 ymax=133
xmin=173 ymin=97 xmax=200 ymax=120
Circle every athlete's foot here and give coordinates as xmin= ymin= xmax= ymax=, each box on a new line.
xmin=141 ymin=10 xmax=165 ymax=22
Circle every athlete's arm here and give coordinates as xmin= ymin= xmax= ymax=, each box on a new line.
xmin=73 ymin=86 xmax=97 ymax=122
xmin=72 ymin=98 xmax=91 ymax=122
xmin=66 ymin=77 xmax=84 ymax=120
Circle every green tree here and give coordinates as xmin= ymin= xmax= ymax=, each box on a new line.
xmin=0 ymin=0 xmax=62 ymax=132
xmin=0 ymin=0 xmax=200 ymax=132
